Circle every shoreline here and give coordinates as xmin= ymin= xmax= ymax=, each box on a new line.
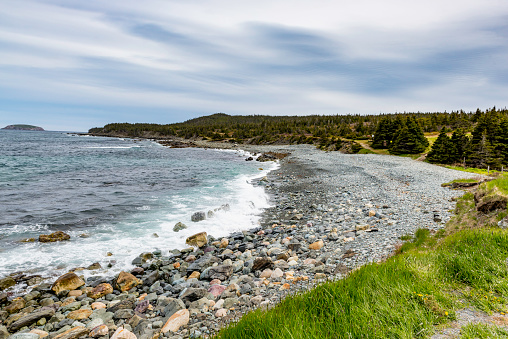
xmin=0 ymin=144 xmax=482 ymax=338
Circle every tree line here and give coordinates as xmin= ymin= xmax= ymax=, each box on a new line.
xmin=89 ymin=107 xmax=508 ymax=169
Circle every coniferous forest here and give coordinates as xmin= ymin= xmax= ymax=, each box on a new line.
xmin=89 ymin=107 xmax=508 ymax=170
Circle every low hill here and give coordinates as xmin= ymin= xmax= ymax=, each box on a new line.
xmin=2 ymin=124 xmax=44 ymax=131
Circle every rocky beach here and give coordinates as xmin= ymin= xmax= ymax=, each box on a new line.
xmin=0 ymin=144 xmax=481 ymax=339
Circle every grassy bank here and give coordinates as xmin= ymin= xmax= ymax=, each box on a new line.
xmin=215 ymin=177 xmax=508 ymax=338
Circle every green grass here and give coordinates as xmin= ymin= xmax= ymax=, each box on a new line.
xmin=461 ymin=323 xmax=508 ymax=338
xmin=215 ymin=180 xmax=508 ymax=339
xmin=486 ymin=176 xmax=508 ymax=195
xmin=445 ymin=165 xmax=504 ymax=176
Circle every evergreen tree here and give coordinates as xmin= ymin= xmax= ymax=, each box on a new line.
xmin=427 ymin=128 xmax=451 ymax=164
xmin=371 ymin=117 xmax=393 ymax=149
xmin=389 ymin=117 xmax=428 ymax=155
xmin=449 ymin=129 xmax=469 ymax=164
xmin=406 ymin=116 xmax=429 ymax=149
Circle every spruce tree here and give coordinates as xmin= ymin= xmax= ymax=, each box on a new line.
xmin=390 ymin=117 xmax=428 ymax=154
xmin=449 ymin=129 xmax=469 ymax=164
xmin=371 ymin=117 xmax=393 ymax=149
xmin=427 ymin=128 xmax=451 ymax=164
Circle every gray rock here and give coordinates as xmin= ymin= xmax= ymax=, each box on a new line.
xmin=157 ymin=297 xmax=185 ymax=318
xmin=114 ymin=309 xmax=134 ymax=319
xmin=200 ymin=265 xmax=233 ymax=281
xmin=180 ymin=288 xmax=208 ymax=303
xmin=186 ymin=254 xmax=217 ymax=274
xmin=191 ymin=211 xmax=206 ymax=222
xmin=61 ymin=301 xmax=81 ymax=313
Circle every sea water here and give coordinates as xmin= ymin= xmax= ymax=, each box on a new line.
xmin=0 ymin=130 xmax=276 ymax=282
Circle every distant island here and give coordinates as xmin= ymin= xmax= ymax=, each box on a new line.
xmin=2 ymin=124 xmax=45 ymax=131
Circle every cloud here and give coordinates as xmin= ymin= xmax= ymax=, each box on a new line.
xmin=1 ymin=0 xmax=508 ymax=130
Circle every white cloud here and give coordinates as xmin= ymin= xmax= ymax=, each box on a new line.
xmin=1 ymin=0 xmax=508 ymax=130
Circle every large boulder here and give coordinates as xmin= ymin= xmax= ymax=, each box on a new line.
xmin=39 ymin=231 xmax=70 ymax=243
xmin=0 ymin=277 xmax=15 ymax=291
xmin=115 ymin=271 xmax=142 ymax=292
xmin=51 ymin=273 xmax=85 ymax=294
xmin=186 ymin=232 xmax=208 ymax=248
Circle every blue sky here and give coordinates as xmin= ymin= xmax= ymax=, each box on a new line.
xmin=1 ymin=0 xmax=508 ymax=131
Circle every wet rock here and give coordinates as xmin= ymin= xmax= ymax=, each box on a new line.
xmin=51 ymin=273 xmax=85 ymax=295
xmin=5 ymin=298 xmax=25 ymax=314
xmin=39 ymin=231 xmax=70 ymax=243
xmin=161 ymin=309 xmax=190 ymax=333
xmin=0 ymin=277 xmax=15 ymax=291
xmin=8 ymin=308 xmax=55 ymax=332
xmin=88 ymin=283 xmax=113 ymax=299
xmin=86 ymin=262 xmax=101 ymax=270
xmin=173 ymin=222 xmax=187 ymax=232
xmin=186 ymin=232 xmax=208 ymax=248
xmin=143 ymin=270 xmax=159 ymax=286
xmin=191 ymin=211 xmax=206 ymax=222
xmin=115 ymin=271 xmax=142 ymax=292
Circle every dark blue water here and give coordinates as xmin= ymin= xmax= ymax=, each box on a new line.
xmin=0 ymin=130 xmax=275 ymax=280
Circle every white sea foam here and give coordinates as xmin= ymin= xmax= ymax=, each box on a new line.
xmin=0 ymin=155 xmax=279 ymax=283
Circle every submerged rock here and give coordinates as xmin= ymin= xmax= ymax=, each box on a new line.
xmin=39 ymin=231 xmax=70 ymax=243
xmin=173 ymin=222 xmax=187 ymax=232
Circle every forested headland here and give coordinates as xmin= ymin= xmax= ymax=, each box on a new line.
xmin=89 ymin=107 xmax=508 ymax=170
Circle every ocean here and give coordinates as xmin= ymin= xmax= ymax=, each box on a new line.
xmin=0 ymin=130 xmax=276 ymax=284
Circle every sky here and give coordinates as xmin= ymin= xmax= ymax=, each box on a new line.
xmin=1 ymin=0 xmax=508 ymax=131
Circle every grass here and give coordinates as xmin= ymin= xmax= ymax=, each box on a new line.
xmin=215 ymin=183 xmax=508 ymax=339
xmin=445 ymin=165 xmax=506 ymax=176
xmin=461 ymin=323 xmax=508 ymax=338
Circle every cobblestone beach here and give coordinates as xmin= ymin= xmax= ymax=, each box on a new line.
xmin=0 ymin=145 xmax=481 ymax=339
